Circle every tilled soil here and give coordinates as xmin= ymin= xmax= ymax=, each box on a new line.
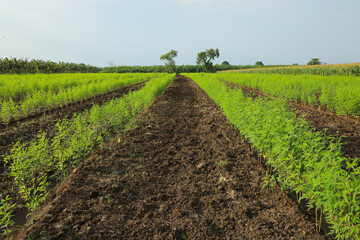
xmin=225 ymin=82 xmax=360 ymax=160
xmin=19 ymin=76 xmax=323 ymax=239
xmin=291 ymin=103 xmax=360 ymax=159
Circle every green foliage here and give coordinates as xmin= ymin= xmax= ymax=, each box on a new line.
xmin=216 ymin=72 xmax=360 ymax=117
xmin=0 ymin=196 xmax=15 ymax=237
xmin=221 ymin=61 xmax=230 ymax=66
xmin=186 ymin=73 xmax=360 ymax=239
xmin=196 ymin=48 xmax=220 ymax=73
xmin=232 ymin=63 xmax=360 ymax=76
xmin=0 ymin=57 xmax=101 ymax=74
xmin=102 ymin=64 xmax=290 ymax=73
xmin=0 ymin=99 xmax=17 ymax=124
xmin=308 ymin=58 xmax=322 ymax=65
xmin=4 ymin=132 xmax=51 ymax=217
xmin=160 ymin=50 xmax=178 ymax=73
xmin=255 ymin=61 xmax=264 ymax=66
xmin=2 ymin=73 xmax=175 ymax=237
xmin=0 ymin=73 xmax=163 ymax=124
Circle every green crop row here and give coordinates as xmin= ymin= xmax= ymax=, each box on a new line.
xmin=216 ymin=72 xmax=360 ymax=117
xmin=228 ymin=63 xmax=360 ymax=76
xmin=0 ymin=74 xmax=175 ymax=237
xmin=185 ymin=73 xmax=360 ymax=239
xmin=0 ymin=73 xmax=164 ymax=124
xmin=0 ymin=73 xmax=131 ymax=100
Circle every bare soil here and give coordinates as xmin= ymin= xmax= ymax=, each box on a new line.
xmin=18 ymin=76 xmax=324 ymax=240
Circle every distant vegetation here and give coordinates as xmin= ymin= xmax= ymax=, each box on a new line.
xmin=307 ymin=58 xmax=322 ymax=65
xmin=102 ymin=64 xmax=288 ymax=73
xmin=228 ymin=63 xmax=360 ymax=76
xmin=0 ymin=58 xmax=101 ymax=74
xmin=0 ymin=57 xmax=293 ymax=74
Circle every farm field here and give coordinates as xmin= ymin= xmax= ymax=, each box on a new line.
xmin=216 ymin=72 xmax=360 ymax=117
xmin=0 ymin=73 xmax=164 ymax=125
xmin=2 ymin=0 xmax=359 ymax=238
xmin=185 ymin=73 xmax=360 ymax=239
xmin=215 ymin=72 xmax=360 ymax=160
xmin=1 ymin=73 xmax=359 ymax=239
xmin=16 ymin=75 xmax=323 ymax=239
xmin=0 ymin=81 xmax=148 ymax=219
xmin=224 ymin=63 xmax=360 ymax=76
xmin=0 ymin=73 xmax=175 ymax=238
xmin=223 ymin=81 xmax=360 ymax=160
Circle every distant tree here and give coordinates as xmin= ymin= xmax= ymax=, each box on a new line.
xmin=307 ymin=58 xmax=321 ymax=65
xmin=255 ymin=61 xmax=264 ymax=66
xmin=160 ymin=50 xmax=178 ymax=73
xmin=292 ymin=63 xmax=299 ymax=66
xmin=221 ymin=61 xmax=230 ymax=66
xmin=196 ymin=48 xmax=220 ymax=73
xmin=107 ymin=60 xmax=115 ymax=67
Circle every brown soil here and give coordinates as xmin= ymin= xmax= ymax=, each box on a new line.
xmin=18 ymin=76 xmax=324 ymax=240
xmin=224 ymin=82 xmax=360 ymax=160
xmin=292 ymin=103 xmax=360 ymax=159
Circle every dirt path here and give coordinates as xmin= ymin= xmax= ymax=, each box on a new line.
xmin=225 ymin=82 xmax=360 ymax=160
xmin=19 ymin=76 xmax=323 ymax=239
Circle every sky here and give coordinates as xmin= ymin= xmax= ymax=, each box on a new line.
xmin=1 ymin=0 xmax=359 ymax=67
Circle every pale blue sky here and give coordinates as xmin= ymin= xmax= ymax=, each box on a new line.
xmin=1 ymin=0 xmax=359 ymax=67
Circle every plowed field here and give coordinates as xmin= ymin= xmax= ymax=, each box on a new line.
xmin=226 ymin=82 xmax=360 ymax=160
xmin=17 ymin=76 xmax=324 ymax=239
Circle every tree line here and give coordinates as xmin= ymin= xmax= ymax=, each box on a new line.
xmin=0 ymin=58 xmax=101 ymax=74
xmin=2 ymin=52 xmax=318 ymax=74
xmin=159 ymin=48 xmax=324 ymax=73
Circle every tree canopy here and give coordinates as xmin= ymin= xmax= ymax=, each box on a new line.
xmin=160 ymin=50 xmax=178 ymax=73
xmin=196 ymin=48 xmax=220 ymax=73
xmin=307 ymin=58 xmax=321 ymax=65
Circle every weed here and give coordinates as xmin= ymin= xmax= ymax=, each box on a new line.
xmin=0 ymin=196 xmax=15 ymax=237
xmin=215 ymin=160 xmax=228 ymax=168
